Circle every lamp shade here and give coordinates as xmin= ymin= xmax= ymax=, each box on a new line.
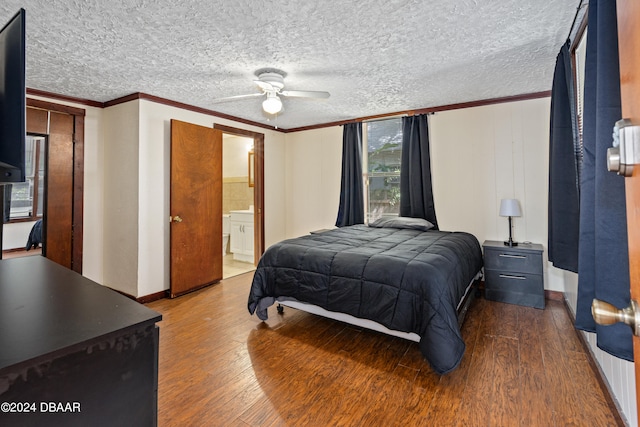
xmin=262 ymin=94 xmax=283 ymax=114
xmin=499 ymin=198 xmax=522 ymax=217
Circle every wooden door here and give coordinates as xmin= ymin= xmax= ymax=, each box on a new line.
xmin=170 ymin=119 xmax=222 ymax=298
xmin=45 ymin=111 xmax=74 ymax=269
xmin=617 ymin=0 xmax=640 ymax=420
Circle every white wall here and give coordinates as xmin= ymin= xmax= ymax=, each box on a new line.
xmin=283 ymin=126 xmax=343 ymax=238
xmin=223 ymin=135 xmax=253 ymax=178
xmin=135 ymin=99 xmax=286 ymax=297
xmin=102 ymin=100 xmax=140 ymax=296
xmin=80 ymin=101 xmax=106 ymax=284
xmin=430 ymin=98 xmax=564 ymax=292
xmin=430 ymin=100 xmax=549 ymax=244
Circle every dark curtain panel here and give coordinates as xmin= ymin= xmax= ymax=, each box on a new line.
xmin=335 ymin=122 xmax=364 ymax=227
xmin=2 ymin=184 xmax=11 ymax=223
xmin=548 ymin=40 xmax=580 ymax=273
xmin=575 ymin=0 xmax=632 ymax=361
xmin=399 ymin=114 xmax=438 ymax=229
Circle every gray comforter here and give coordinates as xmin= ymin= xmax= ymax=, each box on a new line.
xmin=247 ymin=224 xmax=483 ymax=374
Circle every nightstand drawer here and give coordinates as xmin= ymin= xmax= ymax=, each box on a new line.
xmin=484 ymin=270 xmax=544 ymax=309
xmin=484 ymin=270 xmax=543 ymax=294
xmin=483 ymin=248 xmax=542 ymax=275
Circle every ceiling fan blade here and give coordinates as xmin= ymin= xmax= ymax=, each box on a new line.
xmin=254 ymin=80 xmax=275 ymax=92
xmin=280 ymin=90 xmax=330 ymax=99
xmin=212 ymin=93 xmax=264 ymax=103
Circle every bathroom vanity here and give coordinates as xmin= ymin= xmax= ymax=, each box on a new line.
xmin=229 ymin=209 xmax=254 ymax=263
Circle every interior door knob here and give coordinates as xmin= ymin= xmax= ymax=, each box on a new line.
xmin=592 ymin=299 xmax=640 ymax=336
xmin=170 ymin=215 xmax=183 ymax=223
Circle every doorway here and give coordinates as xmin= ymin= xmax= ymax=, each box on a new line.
xmin=214 ymin=123 xmax=265 ymax=279
xmin=1 ymin=134 xmax=46 ymax=259
xmin=222 ymin=134 xmax=256 ymax=279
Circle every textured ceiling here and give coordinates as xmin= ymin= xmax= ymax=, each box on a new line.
xmin=1 ymin=0 xmax=579 ymax=130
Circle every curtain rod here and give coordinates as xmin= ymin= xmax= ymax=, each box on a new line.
xmin=340 ymin=111 xmax=435 ymax=126
xmin=360 ymin=111 xmax=435 ymax=123
xmin=362 ymin=114 xmax=407 ymax=123
xmin=566 ymin=0 xmax=588 ymax=43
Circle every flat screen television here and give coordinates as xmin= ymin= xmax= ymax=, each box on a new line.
xmin=0 ymin=8 xmax=26 ymax=184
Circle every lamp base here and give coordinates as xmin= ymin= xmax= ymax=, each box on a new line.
xmin=503 ymin=240 xmax=518 ymax=247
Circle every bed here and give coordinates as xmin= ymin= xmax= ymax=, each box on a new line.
xmin=247 ymin=218 xmax=483 ymax=374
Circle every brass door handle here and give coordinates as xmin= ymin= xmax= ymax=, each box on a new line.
xmin=592 ymin=299 xmax=640 ymax=336
xmin=170 ymin=215 xmax=183 ymax=223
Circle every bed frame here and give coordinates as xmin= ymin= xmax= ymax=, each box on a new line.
xmin=275 ymin=271 xmax=483 ymax=342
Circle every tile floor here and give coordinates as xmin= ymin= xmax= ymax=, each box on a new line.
xmin=222 ymin=253 xmax=255 ymax=279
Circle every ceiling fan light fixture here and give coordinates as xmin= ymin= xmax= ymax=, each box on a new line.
xmin=262 ymin=94 xmax=283 ymax=114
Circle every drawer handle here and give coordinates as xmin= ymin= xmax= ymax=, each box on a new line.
xmin=499 ymin=274 xmax=526 ymax=280
xmin=499 ymin=254 xmax=526 ymax=259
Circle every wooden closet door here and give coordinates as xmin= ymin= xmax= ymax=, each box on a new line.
xmin=45 ymin=111 xmax=74 ymax=269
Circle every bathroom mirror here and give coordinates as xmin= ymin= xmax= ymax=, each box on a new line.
xmin=248 ymin=150 xmax=254 ymax=188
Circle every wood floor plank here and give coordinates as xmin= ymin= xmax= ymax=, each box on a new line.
xmin=566 ymin=349 xmax=621 ymax=427
xmin=146 ymin=274 xmax=621 ymax=427
xmin=489 ymin=335 xmax=520 ymax=427
xmin=403 ymin=298 xmax=484 ymax=425
xmin=451 ymin=326 xmax=494 ymax=427
xmin=539 ymin=302 xmax=590 ymax=426
xmin=517 ymin=306 xmax=556 ymax=427
xmin=549 ymin=300 xmax=585 ymax=354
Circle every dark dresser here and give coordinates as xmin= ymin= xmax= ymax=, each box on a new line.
xmin=0 ymin=256 xmax=162 ymax=426
xmin=482 ymin=240 xmax=545 ymax=309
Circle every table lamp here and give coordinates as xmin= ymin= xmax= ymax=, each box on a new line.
xmin=499 ymin=198 xmax=521 ymax=247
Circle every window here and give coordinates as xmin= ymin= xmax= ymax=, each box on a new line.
xmin=8 ymin=135 xmax=45 ymax=221
xmin=363 ymin=118 xmax=403 ymax=222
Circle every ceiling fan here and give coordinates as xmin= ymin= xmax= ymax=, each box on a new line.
xmin=214 ymin=69 xmax=330 ymax=115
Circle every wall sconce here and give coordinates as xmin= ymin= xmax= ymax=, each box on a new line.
xmin=499 ymin=198 xmax=522 ymax=247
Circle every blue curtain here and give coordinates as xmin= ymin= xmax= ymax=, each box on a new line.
xmin=2 ymin=184 xmax=11 ymax=223
xmin=548 ymin=40 xmax=580 ymax=273
xmin=575 ymin=0 xmax=632 ymax=361
xmin=399 ymin=114 xmax=438 ymax=229
xmin=335 ymin=122 xmax=364 ymax=227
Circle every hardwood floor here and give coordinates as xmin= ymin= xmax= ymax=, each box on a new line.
xmin=147 ymin=273 xmax=623 ymax=427
xmin=1 ymin=247 xmax=42 ymax=259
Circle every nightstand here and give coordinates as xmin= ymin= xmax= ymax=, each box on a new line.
xmin=482 ymin=240 xmax=545 ymax=309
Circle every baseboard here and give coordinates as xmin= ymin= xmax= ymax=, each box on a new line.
xmin=561 ymin=295 xmax=627 ymax=427
xmin=136 ymin=290 xmax=168 ymax=304
xmin=2 ymin=247 xmax=29 ymax=253
xmin=544 ymin=289 xmax=564 ymax=301
xmin=107 ymin=287 xmax=168 ymax=304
